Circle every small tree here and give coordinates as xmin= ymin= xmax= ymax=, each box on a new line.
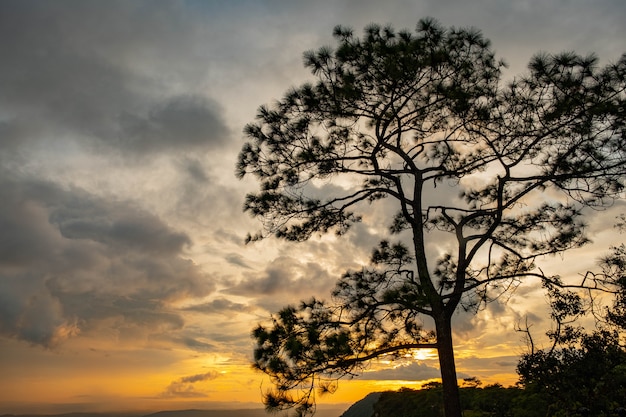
xmin=237 ymin=18 xmax=626 ymax=417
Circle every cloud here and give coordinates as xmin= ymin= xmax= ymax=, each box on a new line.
xmin=49 ymin=197 xmax=191 ymax=255
xmin=159 ymin=371 xmax=221 ymax=398
xmin=184 ymin=298 xmax=251 ymax=316
xmin=0 ymin=175 xmax=214 ymax=348
xmin=456 ymin=355 xmax=521 ymax=382
xmin=0 ymin=1 xmax=229 ymax=156
xmin=226 ymin=255 xmax=337 ymax=311
xmin=0 ymin=2 xmax=144 ymax=145
xmin=224 ymin=253 xmax=251 ymax=269
xmin=177 ymin=157 xmax=210 ymax=183
xmin=0 ymin=275 xmax=80 ymax=347
xmin=49 ymin=197 xmax=191 ymax=256
xmin=358 ymin=362 xmax=441 ymax=381
xmin=0 ymin=0 xmax=236 ymax=352
xmin=178 ymin=337 xmax=215 ymax=352
xmin=118 ymin=94 xmax=229 ymax=153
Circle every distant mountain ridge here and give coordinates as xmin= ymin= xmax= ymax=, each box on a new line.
xmin=1 ymin=407 xmax=345 ymax=417
xmin=145 ymin=409 xmax=276 ymax=417
xmin=145 ymin=410 xmax=282 ymax=417
xmin=0 ymin=412 xmax=277 ymax=417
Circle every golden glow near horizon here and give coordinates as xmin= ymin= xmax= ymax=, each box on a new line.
xmin=0 ymin=320 xmax=524 ymax=413
xmin=1 ymin=0 xmax=624 ymax=414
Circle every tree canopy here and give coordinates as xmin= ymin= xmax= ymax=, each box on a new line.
xmin=516 ymin=241 xmax=626 ymax=417
xmin=237 ymin=18 xmax=626 ymax=417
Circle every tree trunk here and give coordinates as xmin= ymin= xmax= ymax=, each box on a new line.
xmin=436 ymin=314 xmax=462 ymax=417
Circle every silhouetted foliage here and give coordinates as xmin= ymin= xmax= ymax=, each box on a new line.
xmin=372 ymin=384 xmax=536 ymax=417
xmin=516 ymin=243 xmax=626 ymax=417
xmin=369 ymin=381 xmax=625 ymax=417
xmin=238 ymin=17 xmax=626 ymax=417
xmin=374 ymin=386 xmax=444 ymax=417
xmin=518 ymin=330 xmax=626 ymax=417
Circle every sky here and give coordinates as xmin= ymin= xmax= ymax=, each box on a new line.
xmin=0 ymin=0 xmax=625 ymax=414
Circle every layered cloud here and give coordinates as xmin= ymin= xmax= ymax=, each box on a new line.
xmin=359 ymin=362 xmax=443 ymax=381
xmin=0 ymin=0 xmax=229 ymax=156
xmin=0 ymin=1 xmax=235 ymax=352
xmin=0 ymin=175 xmax=213 ymax=348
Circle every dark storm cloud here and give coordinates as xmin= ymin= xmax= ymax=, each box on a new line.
xmin=0 ymin=0 xmax=229 ymax=155
xmin=0 ymin=175 xmax=214 ymax=347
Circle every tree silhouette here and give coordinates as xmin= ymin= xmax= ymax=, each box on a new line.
xmin=517 ymin=239 xmax=626 ymax=416
xmin=518 ymin=329 xmax=626 ymax=416
xmin=237 ymin=18 xmax=626 ymax=417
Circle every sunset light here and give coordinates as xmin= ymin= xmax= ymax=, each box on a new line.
xmin=1 ymin=1 xmax=625 ymax=417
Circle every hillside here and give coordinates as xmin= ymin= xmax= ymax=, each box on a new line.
xmin=339 ymin=393 xmax=381 ymax=417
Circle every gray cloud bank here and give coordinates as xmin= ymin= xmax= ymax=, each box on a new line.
xmin=0 ymin=0 xmax=229 ymax=155
xmin=0 ymin=0 xmax=235 ymax=350
xmin=0 ymin=175 xmax=214 ymax=347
